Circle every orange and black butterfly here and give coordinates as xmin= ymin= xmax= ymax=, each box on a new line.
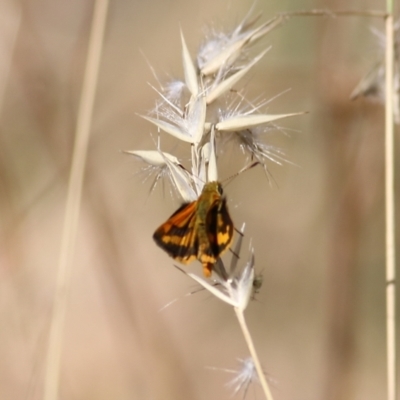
xmin=153 ymin=181 xmax=234 ymax=277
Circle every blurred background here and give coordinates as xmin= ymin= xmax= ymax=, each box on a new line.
xmin=0 ymin=0 xmax=398 ymax=399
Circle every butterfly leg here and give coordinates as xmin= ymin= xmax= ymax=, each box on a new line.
xmin=202 ymin=262 xmax=213 ymax=277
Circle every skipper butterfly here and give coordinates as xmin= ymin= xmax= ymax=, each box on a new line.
xmin=153 ymin=181 xmax=234 ymax=277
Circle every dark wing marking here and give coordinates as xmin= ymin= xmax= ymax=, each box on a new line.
xmin=153 ymin=202 xmax=199 ymax=264
xmin=205 ymin=198 xmax=234 ymax=258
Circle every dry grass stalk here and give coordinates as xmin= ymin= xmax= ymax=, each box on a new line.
xmin=384 ymin=9 xmax=397 ymax=400
xmin=43 ymin=1 xmax=109 ymax=399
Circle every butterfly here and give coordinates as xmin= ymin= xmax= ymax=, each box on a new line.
xmin=153 ymin=181 xmax=234 ymax=277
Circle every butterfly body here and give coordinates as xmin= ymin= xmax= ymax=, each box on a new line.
xmin=153 ymin=181 xmax=234 ymax=276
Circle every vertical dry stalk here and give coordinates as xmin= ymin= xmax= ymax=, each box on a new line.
xmin=384 ymin=7 xmax=396 ymax=400
xmin=0 ymin=2 xmax=21 ymax=115
xmin=234 ymin=308 xmax=274 ymax=400
xmin=43 ymin=1 xmax=109 ymax=399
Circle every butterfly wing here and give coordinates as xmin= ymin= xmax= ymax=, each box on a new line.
xmin=205 ymin=198 xmax=234 ymax=259
xmin=196 ymin=197 xmax=234 ymax=277
xmin=153 ymin=202 xmax=199 ymax=264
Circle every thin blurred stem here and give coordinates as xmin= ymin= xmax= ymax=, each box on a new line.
xmin=279 ymin=9 xmax=387 ymax=18
xmin=384 ymin=9 xmax=396 ymax=400
xmin=42 ymin=1 xmax=109 ymax=400
xmin=234 ymin=308 xmax=274 ymax=400
xmin=0 ymin=2 xmax=21 ymax=116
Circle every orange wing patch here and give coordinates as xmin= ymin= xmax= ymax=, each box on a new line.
xmin=153 ymin=201 xmax=198 ymax=264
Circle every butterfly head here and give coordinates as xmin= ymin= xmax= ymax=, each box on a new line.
xmin=202 ymin=181 xmax=223 ymax=197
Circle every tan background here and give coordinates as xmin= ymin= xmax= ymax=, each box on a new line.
xmin=0 ymin=0 xmax=397 ymax=399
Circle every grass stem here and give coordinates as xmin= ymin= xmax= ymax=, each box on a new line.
xmin=234 ymin=307 xmax=274 ymax=400
xmin=384 ymin=11 xmax=397 ymax=400
xmin=42 ymin=1 xmax=109 ymax=399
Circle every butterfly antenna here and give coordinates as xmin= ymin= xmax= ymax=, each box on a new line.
xmin=223 ymin=161 xmax=260 ymax=187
